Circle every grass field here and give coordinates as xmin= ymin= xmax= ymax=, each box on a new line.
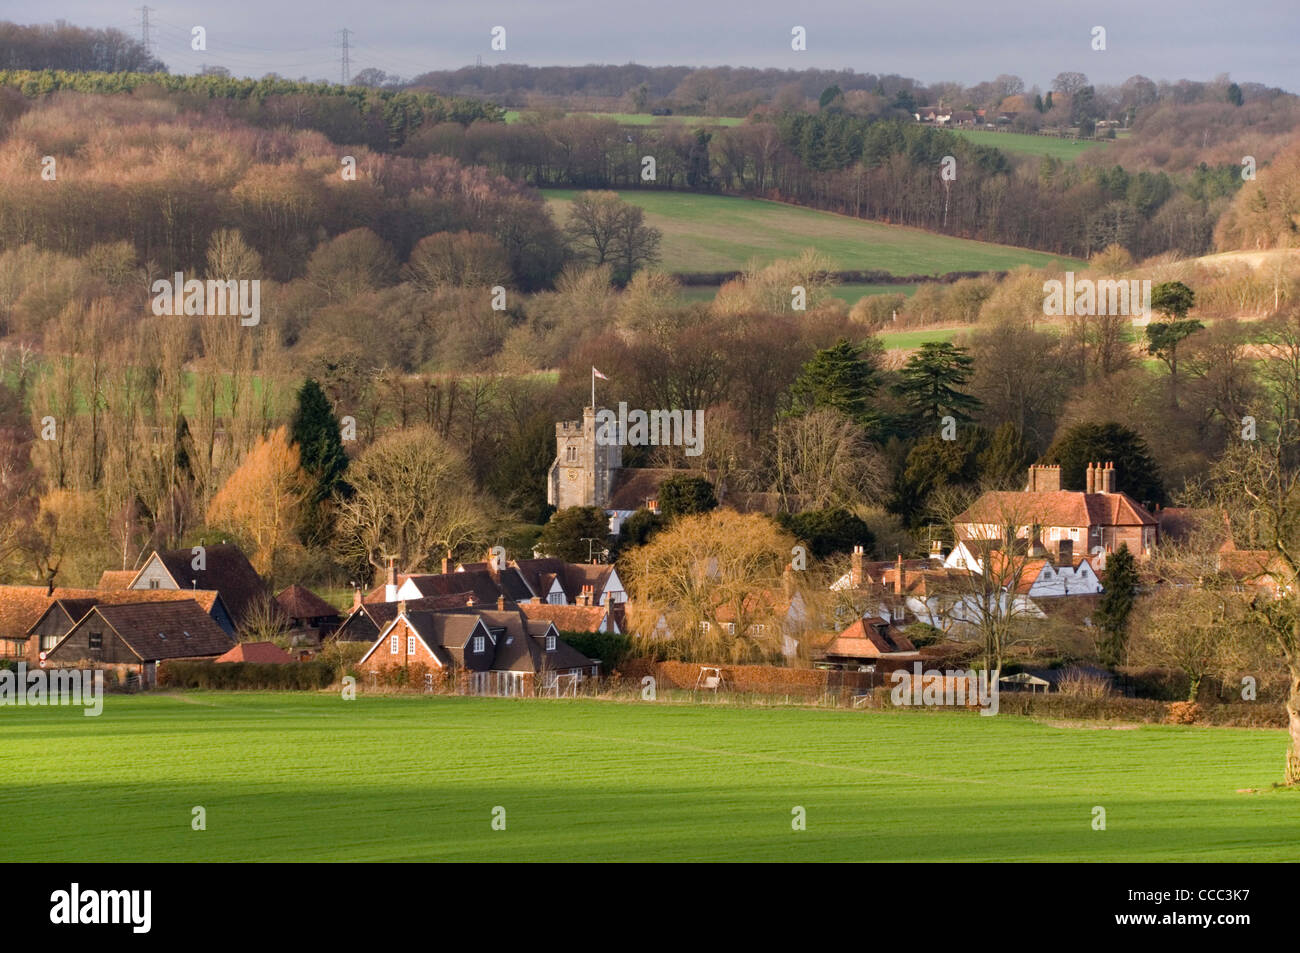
xmin=951 ymin=129 xmax=1111 ymax=160
xmin=680 ymin=282 xmax=919 ymax=306
xmin=544 ymin=190 xmax=1082 ymax=277
xmin=504 ymin=110 xmax=744 ymax=126
xmin=2 ymin=692 xmax=1294 ymax=862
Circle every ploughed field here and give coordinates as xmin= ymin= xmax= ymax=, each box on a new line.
xmin=1 ymin=693 xmax=1293 ymax=862
xmin=542 ymin=189 xmax=1082 ymax=277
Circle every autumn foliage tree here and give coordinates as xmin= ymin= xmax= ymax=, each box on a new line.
xmin=205 ymin=426 xmax=308 ymax=576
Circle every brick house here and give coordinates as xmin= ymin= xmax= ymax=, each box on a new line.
xmin=358 ymin=602 xmax=599 ymax=697
xmin=954 ymin=462 xmax=1158 ymax=561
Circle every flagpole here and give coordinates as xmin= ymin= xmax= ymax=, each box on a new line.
xmin=591 ymin=366 xmax=596 ymax=411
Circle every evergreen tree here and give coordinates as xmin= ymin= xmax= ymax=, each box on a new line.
xmin=538 ymin=506 xmax=610 ymax=562
xmin=891 ymin=341 xmax=980 ymax=434
xmin=1095 ymin=543 xmax=1139 ymax=667
xmin=658 ymin=475 xmax=718 ymax=520
xmin=789 ymin=338 xmax=881 ymax=431
xmin=290 ymin=378 xmax=349 ymax=545
xmin=1042 ymin=421 xmax=1165 ymax=505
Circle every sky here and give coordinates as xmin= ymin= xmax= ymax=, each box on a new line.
xmin=26 ymin=1 xmax=1300 ymax=92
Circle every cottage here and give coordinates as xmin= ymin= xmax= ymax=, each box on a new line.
xmin=215 ymin=641 xmax=294 ymax=664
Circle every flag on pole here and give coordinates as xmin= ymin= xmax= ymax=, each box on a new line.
xmin=592 ymin=367 xmax=609 ymax=380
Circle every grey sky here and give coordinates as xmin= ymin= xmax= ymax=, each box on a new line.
xmin=33 ymin=1 xmax=1300 ymax=91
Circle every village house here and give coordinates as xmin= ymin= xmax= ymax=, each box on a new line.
xmin=331 ymin=591 xmax=477 ymax=643
xmin=819 ymin=615 xmax=921 ymax=671
xmin=954 ymin=463 xmax=1158 ymax=561
xmin=357 ymin=602 xmax=599 ymax=697
xmin=44 ymin=600 xmax=235 ymax=687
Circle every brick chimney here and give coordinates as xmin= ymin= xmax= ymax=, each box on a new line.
xmin=895 ymin=552 xmax=905 ymax=594
xmin=577 ymin=585 xmax=593 ymax=606
xmin=384 ymin=558 xmax=398 ymax=602
xmin=850 ymin=545 xmax=865 ymax=588
xmin=397 ymin=599 xmax=406 ymax=616
xmin=352 ymin=586 xmax=362 ymax=610
xmin=1086 ymin=462 xmax=1097 ymax=494
xmin=496 ymin=594 xmax=506 ymax=611
xmin=441 ymin=549 xmax=452 ymax=574
xmin=1102 ymin=462 xmax=1116 ymax=494
xmin=1027 ymin=464 xmax=1060 ymax=493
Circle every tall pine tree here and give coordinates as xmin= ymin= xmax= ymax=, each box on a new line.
xmin=1095 ymin=543 xmax=1139 ymax=667
xmin=290 ymin=379 xmax=349 ymax=546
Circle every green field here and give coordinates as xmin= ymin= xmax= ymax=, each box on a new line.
xmin=505 ymin=110 xmax=744 ymax=126
xmin=544 ymin=190 xmax=1082 ymax=277
xmin=951 ymin=129 xmax=1111 ymax=160
xmin=680 ymin=282 xmax=919 ymax=306
xmin=2 ymin=692 xmax=1294 ymax=862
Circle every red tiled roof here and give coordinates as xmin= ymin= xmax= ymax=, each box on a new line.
xmin=518 ymin=602 xmax=609 ymax=633
xmin=275 ymin=584 xmax=339 ymax=620
xmin=956 ymin=490 xmax=1156 ymax=529
xmin=215 ymin=641 xmax=294 ymax=664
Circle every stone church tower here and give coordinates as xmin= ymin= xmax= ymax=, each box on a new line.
xmin=547 ymin=407 xmax=622 ymax=509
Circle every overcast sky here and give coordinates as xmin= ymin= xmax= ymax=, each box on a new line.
xmin=35 ymin=1 xmax=1299 ymax=91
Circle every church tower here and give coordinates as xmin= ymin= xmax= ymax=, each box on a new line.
xmin=547 ymin=407 xmax=621 ymax=509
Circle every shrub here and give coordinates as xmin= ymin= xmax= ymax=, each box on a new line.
xmin=158 ymin=661 xmax=334 ymax=690
xmin=557 ymin=630 xmax=633 ymax=672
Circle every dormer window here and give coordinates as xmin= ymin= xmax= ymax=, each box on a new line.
xmin=473 ymin=636 xmax=485 ymax=653
xmin=546 ymin=635 xmax=556 ymax=651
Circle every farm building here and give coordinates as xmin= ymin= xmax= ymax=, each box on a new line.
xmin=44 ymin=600 xmax=235 ymax=686
xmin=124 ymin=543 xmax=266 ymax=625
xmin=275 ymin=584 xmax=341 ymax=637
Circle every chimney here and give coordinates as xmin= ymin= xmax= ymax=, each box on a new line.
xmin=496 ymin=594 xmax=506 ymax=611
xmin=895 ymin=553 xmax=905 ymax=594
xmin=929 ymin=539 xmax=943 ymax=563
xmin=441 ymin=550 xmax=451 ymax=574
xmin=1103 ymin=462 xmax=1116 ymax=494
xmin=1027 ymin=464 xmax=1060 ymax=493
xmin=397 ymin=599 xmax=406 ymax=616
xmin=384 ymin=558 xmax=398 ymax=602
xmin=850 ymin=545 xmax=864 ymax=589
xmin=352 ymin=586 xmax=362 ymax=611
xmin=1086 ymin=462 xmax=1097 ymax=494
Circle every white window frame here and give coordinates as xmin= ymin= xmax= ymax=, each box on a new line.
xmin=473 ymin=636 xmax=485 ymax=653
xmin=390 ymin=634 xmax=399 ymax=654
xmin=546 ymin=634 xmax=556 ymax=651
xmin=407 ymin=635 xmax=416 ymax=656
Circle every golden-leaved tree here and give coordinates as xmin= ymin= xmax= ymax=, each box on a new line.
xmin=205 ymin=425 xmax=307 ymax=576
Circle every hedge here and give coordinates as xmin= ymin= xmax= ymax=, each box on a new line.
xmin=158 ymin=661 xmax=334 ymax=690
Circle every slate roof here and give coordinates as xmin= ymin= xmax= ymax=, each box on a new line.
xmin=50 ymin=600 xmax=234 ymax=662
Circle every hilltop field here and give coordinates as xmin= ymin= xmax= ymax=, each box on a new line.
xmin=542 ymin=189 xmax=1083 ymax=277
xmin=1 ymin=693 xmax=1292 ymax=863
